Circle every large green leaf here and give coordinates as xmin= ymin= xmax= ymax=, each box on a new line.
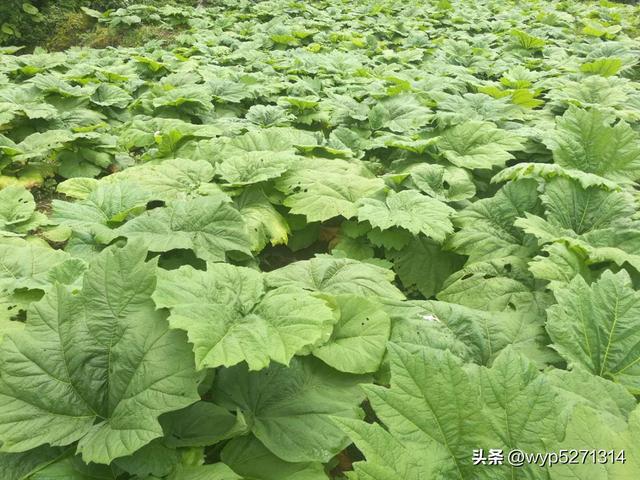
xmin=547 ymin=270 xmax=640 ymax=394
xmin=545 ymin=106 xmax=640 ymax=184
xmin=361 ymin=345 xmax=483 ymax=478
xmin=528 ymin=243 xmax=594 ymax=292
xmin=386 ymin=300 xmax=553 ymax=366
xmin=218 ymin=151 xmax=299 ymax=186
xmin=547 ymin=368 xmax=637 ymax=422
xmin=153 ymin=263 xmax=334 ymax=370
xmin=0 ymin=239 xmax=81 ymax=322
xmin=0 ymin=185 xmax=45 ymax=235
xmin=436 ymin=121 xmax=525 ymax=169
xmin=160 ymin=401 xmax=248 ymax=448
xmin=0 ymin=239 xmax=70 ymax=291
xmin=479 ymin=348 xmax=561 ymax=477
xmin=113 ymin=440 xmax=179 ymax=477
xmin=387 ymin=236 xmax=465 ymax=297
xmin=234 ymin=187 xmax=290 ymax=251
xmin=222 ymin=128 xmax=316 ymax=156
xmin=276 ymin=158 xmax=384 ymax=222
xmin=447 ymin=179 xmax=540 ymax=262
xmin=118 ymin=195 xmax=252 ymax=262
xmin=213 ymin=356 xmax=368 ymax=463
xmin=552 ymin=405 xmax=640 ymax=479
xmin=166 ymin=463 xmax=242 ymax=480
xmin=0 ymin=445 xmax=68 ymax=480
xmin=112 ymin=158 xmax=218 ymax=201
xmin=356 ymin=190 xmax=455 ymax=243
xmin=312 ymin=295 xmax=390 ymax=374
xmin=492 ymin=162 xmax=620 ymax=191
xmin=513 ymin=177 xmax=640 ymax=273
xmin=28 ymin=455 xmax=119 ymax=480
xmin=368 ymin=94 xmax=432 ymax=133
xmin=334 ymin=417 xmax=447 ymax=480
xmin=222 ymin=436 xmax=328 ymax=480
xmin=515 ymin=177 xmax=634 ymax=241
xmin=348 ymin=345 xmax=563 ymax=479
xmin=90 ymin=83 xmax=133 ymax=108
xmin=438 ymin=257 xmax=553 ymax=314
xmin=408 ymin=164 xmax=476 ymax=202
xmin=0 ymin=242 xmax=199 ymax=464
xmin=0 ymin=185 xmax=35 ymax=228
xmin=265 ymin=255 xmax=404 ymax=299
xmin=52 ymin=181 xmax=150 ymax=242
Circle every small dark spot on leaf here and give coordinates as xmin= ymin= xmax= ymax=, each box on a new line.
xmin=146 ymin=200 xmax=166 ymax=210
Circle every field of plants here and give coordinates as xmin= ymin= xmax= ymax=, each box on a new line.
xmin=1 ymin=0 xmax=640 ymax=478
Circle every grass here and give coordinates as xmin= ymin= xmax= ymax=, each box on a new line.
xmin=7 ymin=2 xmax=188 ymax=51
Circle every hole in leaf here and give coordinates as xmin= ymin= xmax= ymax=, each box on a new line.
xmin=146 ymin=200 xmax=166 ymax=210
